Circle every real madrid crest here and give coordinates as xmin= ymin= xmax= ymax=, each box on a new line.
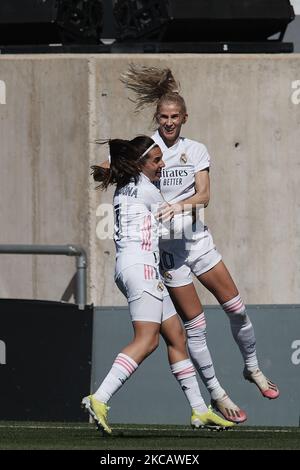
xmin=180 ymin=153 xmax=187 ymax=164
xmin=163 ymin=271 xmax=173 ymax=281
xmin=157 ymin=281 xmax=164 ymax=292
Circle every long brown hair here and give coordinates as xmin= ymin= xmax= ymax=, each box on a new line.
xmin=91 ymin=135 xmax=157 ymax=189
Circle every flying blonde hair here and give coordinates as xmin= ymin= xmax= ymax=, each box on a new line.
xmin=120 ymin=63 xmax=182 ymax=112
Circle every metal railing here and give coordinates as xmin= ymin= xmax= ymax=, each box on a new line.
xmin=0 ymin=244 xmax=87 ymax=308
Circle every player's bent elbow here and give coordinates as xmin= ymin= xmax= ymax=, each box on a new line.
xmin=198 ymin=192 xmax=210 ymax=208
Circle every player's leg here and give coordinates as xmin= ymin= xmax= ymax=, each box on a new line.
xmin=160 ymin=248 xmax=246 ymax=422
xmin=160 ymin=296 xmax=234 ymax=429
xmin=160 ymin=297 xmax=207 ymax=415
xmin=82 ymin=322 xmax=159 ymax=435
xmin=82 ymin=264 xmax=164 ymax=433
xmin=160 ymin=253 xmax=227 ymax=401
xmin=167 ymin=282 xmax=225 ymax=400
xmin=165 ymin=283 xmax=246 ymax=423
xmin=197 ymin=259 xmax=279 ymax=399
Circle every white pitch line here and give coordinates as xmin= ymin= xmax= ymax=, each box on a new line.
xmin=0 ymin=424 xmax=298 ymax=433
xmin=116 ymin=427 xmax=298 ymax=433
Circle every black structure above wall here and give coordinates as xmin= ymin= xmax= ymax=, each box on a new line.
xmin=0 ymin=0 xmax=103 ymax=45
xmin=0 ymin=0 xmax=296 ymax=53
xmin=113 ymin=0 xmax=295 ymax=42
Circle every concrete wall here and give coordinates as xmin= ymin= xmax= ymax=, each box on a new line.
xmin=90 ymin=54 xmax=300 ymax=306
xmin=291 ymin=0 xmax=300 ymax=15
xmin=0 ymin=57 xmax=90 ymax=302
xmin=286 ymin=15 xmax=300 ymax=52
xmin=0 ymin=54 xmax=300 ymax=305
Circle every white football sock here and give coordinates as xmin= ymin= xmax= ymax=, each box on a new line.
xmin=170 ymin=359 xmax=208 ymax=414
xmin=222 ymin=294 xmax=258 ymax=372
xmin=93 ymin=353 xmax=138 ymax=403
xmin=184 ymin=313 xmax=226 ymax=400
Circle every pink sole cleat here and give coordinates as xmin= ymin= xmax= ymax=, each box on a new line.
xmin=243 ymin=369 xmax=280 ymax=399
xmin=211 ymin=394 xmax=247 ymax=423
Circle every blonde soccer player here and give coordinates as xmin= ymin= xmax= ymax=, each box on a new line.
xmin=119 ymin=66 xmax=280 ymax=424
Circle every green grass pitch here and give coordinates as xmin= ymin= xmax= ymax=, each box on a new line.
xmin=0 ymin=422 xmax=299 ymax=450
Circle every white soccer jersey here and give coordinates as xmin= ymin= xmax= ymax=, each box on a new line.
xmin=152 ymin=130 xmax=211 ymax=245
xmin=113 ymin=173 xmax=164 ymax=275
xmin=152 ymin=130 xmax=210 ymax=204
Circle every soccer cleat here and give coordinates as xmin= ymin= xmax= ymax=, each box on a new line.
xmin=191 ymin=406 xmax=236 ymax=431
xmin=211 ymin=394 xmax=247 ymax=423
xmin=243 ymin=368 xmax=280 ymax=399
xmin=81 ymin=395 xmax=112 ymax=435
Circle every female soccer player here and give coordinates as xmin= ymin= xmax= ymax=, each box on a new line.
xmin=119 ymin=65 xmax=279 ymax=424
xmin=82 ymin=135 xmax=234 ymax=434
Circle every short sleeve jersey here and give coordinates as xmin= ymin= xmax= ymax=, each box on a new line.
xmin=152 ymin=130 xmax=210 ymax=204
xmin=113 ymin=173 xmax=164 ymax=274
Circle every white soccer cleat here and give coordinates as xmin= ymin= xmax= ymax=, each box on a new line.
xmin=211 ymin=394 xmax=247 ymax=423
xmin=243 ymin=368 xmax=279 ymax=399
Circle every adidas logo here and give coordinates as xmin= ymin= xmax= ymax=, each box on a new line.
xmin=200 ymin=364 xmax=213 ymax=371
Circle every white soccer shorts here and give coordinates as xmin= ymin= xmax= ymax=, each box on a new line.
xmin=115 ymin=263 xmax=176 ymax=323
xmin=159 ymin=229 xmax=222 ymax=287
